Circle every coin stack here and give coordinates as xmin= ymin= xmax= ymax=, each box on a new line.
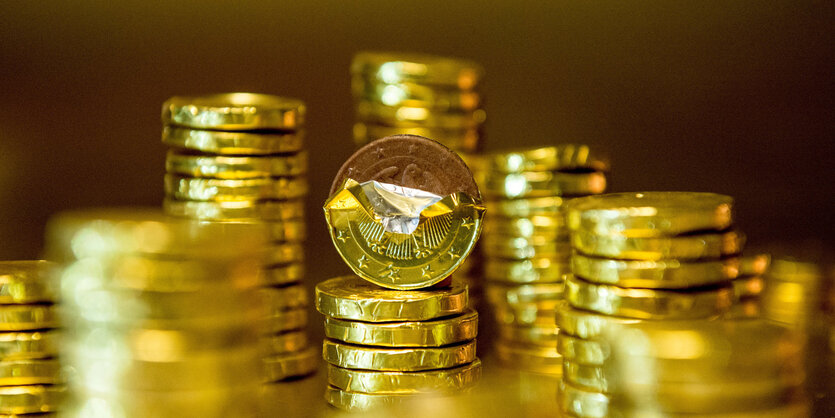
xmin=160 ymin=93 xmax=317 ymax=383
xmin=762 ymin=255 xmax=826 ymax=330
xmin=728 ymin=253 xmax=770 ymax=319
xmin=479 ymin=146 xmax=608 ymax=374
xmin=45 ymin=209 xmax=267 ymax=417
xmin=557 ymin=192 xmax=742 ymax=417
xmin=351 ymin=51 xmax=486 ymax=154
xmin=0 ymin=261 xmax=63 ymax=416
xmin=319 ymin=135 xmax=485 ymax=411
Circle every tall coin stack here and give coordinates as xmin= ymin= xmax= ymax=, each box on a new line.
xmin=0 ymin=261 xmax=63 ymax=416
xmin=480 ymin=146 xmax=608 ymax=374
xmin=557 ymin=192 xmax=742 ymax=417
xmin=319 ymin=136 xmax=485 ymax=411
xmin=46 ymin=209 xmax=266 ymax=417
xmin=160 ymin=93 xmax=317 ymax=383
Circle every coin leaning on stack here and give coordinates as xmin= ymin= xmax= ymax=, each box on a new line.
xmin=161 ymin=93 xmax=316 ymax=383
xmin=557 ymin=192 xmax=749 ymax=417
xmin=479 ymin=146 xmax=608 ymax=375
xmin=0 ymin=261 xmax=63 ymax=416
xmin=45 ymin=209 xmax=268 ymax=417
xmin=319 ymin=135 xmax=484 ymax=411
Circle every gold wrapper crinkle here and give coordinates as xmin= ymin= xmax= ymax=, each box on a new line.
xmin=563 ymin=360 xmax=609 ymax=393
xmin=571 ymin=229 xmax=743 ymax=261
xmin=324 ymin=309 xmax=477 ymax=347
xmin=322 ymin=340 xmax=476 ymax=371
xmin=483 ymin=170 xmax=607 ymax=199
xmin=565 ymin=275 xmax=733 ymax=320
xmin=0 ymin=330 xmax=60 ymax=360
xmin=163 ymin=198 xmax=305 ymax=222
xmin=162 ymin=125 xmax=304 ymax=155
xmin=0 ymin=359 xmax=63 ymax=386
xmin=263 ymin=346 xmax=318 ymax=382
xmin=324 ymin=385 xmax=412 ymax=412
xmin=351 ymin=51 xmax=484 ymax=89
xmin=356 ymin=102 xmax=485 ymax=130
xmin=352 ymin=77 xmax=482 ymax=111
xmin=571 ymin=253 xmax=738 ymax=289
xmin=554 ymin=300 xmax=640 ymax=340
xmin=0 ymin=261 xmax=56 ymax=304
xmin=162 ymin=93 xmax=305 ymax=131
xmin=0 ymin=385 xmax=64 ymax=415
xmin=324 ymin=179 xmax=484 ymax=290
xmin=484 ymin=257 xmax=570 ymax=284
xmin=565 ymin=191 xmax=734 ymax=237
xmin=483 ymin=145 xmax=610 ymax=174
xmin=557 ymin=332 xmax=609 ymax=366
xmin=0 ymin=305 xmax=58 ymax=332
xmin=261 ymin=330 xmax=308 ymax=355
xmin=165 ymin=150 xmax=308 ymax=179
xmin=164 ymin=175 xmax=308 ymax=202
xmin=315 ymin=276 xmax=467 ymax=322
xmin=558 ymin=379 xmax=608 ymax=418
xmin=494 ymin=342 xmax=562 ymax=375
xmin=327 ymin=359 xmax=481 ymax=394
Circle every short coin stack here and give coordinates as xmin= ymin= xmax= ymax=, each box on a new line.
xmin=557 ymin=192 xmax=742 ymax=417
xmin=161 ymin=93 xmax=316 ymax=383
xmin=350 ymin=51 xmax=486 ymax=154
xmin=0 ymin=261 xmax=63 ymax=416
xmin=319 ymin=135 xmax=485 ymax=411
xmin=46 ymin=209 xmax=266 ymax=417
xmin=728 ymin=253 xmax=770 ymax=318
xmin=480 ymin=146 xmax=608 ymax=374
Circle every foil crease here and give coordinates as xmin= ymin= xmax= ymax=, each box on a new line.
xmin=323 ymin=310 xmax=478 ymax=347
xmin=323 ymin=340 xmax=476 ymax=371
xmin=327 ymin=359 xmax=481 ymax=394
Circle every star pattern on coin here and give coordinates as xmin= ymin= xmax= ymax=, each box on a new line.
xmin=381 ymin=263 xmax=400 ymax=279
xmin=336 ymin=230 xmax=350 ymax=243
xmin=446 ymin=250 xmax=461 ymax=261
xmin=421 ymin=265 xmax=434 ymax=279
xmin=461 ymin=220 xmax=475 ymax=230
xmin=357 ymin=255 xmax=368 ymax=269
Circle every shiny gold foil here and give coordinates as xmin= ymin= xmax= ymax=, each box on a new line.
xmin=555 ymin=300 xmax=640 ymax=339
xmin=485 ymin=196 xmax=567 ymax=217
xmin=262 ymin=263 xmax=304 ymax=286
xmin=0 ymin=359 xmax=63 ymax=386
xmin=353 ymin=123 xmax=481 ymax=153
xmin=351 ymin=51 xmax=484 ymax=89
xmin=266 ymin=219 xmax=306 ymax=242
xmin=494 ymin=341 xmax=562 ymax=375
xmin=484 ymin=257 xmax=570 ymax=284
xmin=483 ymin=170 xmax=607 ymax=199
xmin=565 ymin=275 xmax=733 ymax=319
xmin=557 ymin=332 xmax=609 ymax=366
xmin=324 ymin=385 xmax=411 ymax=412
xmin=163 ymin=125 xmax=304 ymax=155
xmin=261 ymin=284 xmax=307 ymax=312
xmin=65 ymin=324 xmax=256 ymax=357
xmin=163 ymin=198 xmax=305 ymax=221
xmin=164 ymin=174 xmax=308 ymax=202
xmin=482 ymin=235 xmax=572 ymax=260
xmin=162 ymin=93 xmax=305 ymax=131
xmin=65 ymin=385 xmax=259 ymax=418
xmin=497 ymin=323 xmax=558 ymax=347
xmin=565 ymin=191 xmax=734 ymax=237
xmin=571 ymin=229 xmax=743 ymax=261
xmin=262 ymin=307 xmax=307 ymax=334
xmin=484 ymin=145 xmax=609 ymax=173
xmin=324 ymin=179 xmax=484 ymax=290
xmin=324 ymin=309 xmax=478 ymax=347
xmin=0 ymin=305 xmax=58 ymax=331
xmin=352 ymin=76 xmax=482 ymax=111
xmin=356 ymin=101 xmax=486 ymax=129
xmin=0 ymin=330 xmax=60 ymax=360
xmin=0 ymin=385 xmax=64 ymax=415
xmin=165 ymin=150 xmax=308 ymax=179
xmin=563 ymin=360 xmax=609 ymax=393
xmin=609 ymin=384 xmax=807 ymax=416
xmin=327 ymin=359 xmax=481 ymax=394
xmin=494 ymin=303 xmax=557 ymax=327
xmin=558 ymin=379 xmax=609 ymax=418
xmin=483 ymin=214 xmax=566 ymax=239
xmin=484 ymin=283 xmax=565 ymax=309
xmin=263 ymin=346 xmax=318 ymax=382
xmin=0 ymin=261 xmax=56 ymax=304
xmin=571 ymin=253 xmax=739 ymax=289
xmin=261 ymin=330 xmax=308 ymax=355
xmin=322 ymin=340 xmax=476 ymax=371
xmin=265 ymin=242 xmax=304 ymax=266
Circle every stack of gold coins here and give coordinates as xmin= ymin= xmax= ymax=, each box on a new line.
xmin=728 ymin=253 xmax=770 ymax=318
xmin=160 ymin=93 xmax=316 ymax=383
xmin=557 ymin=192 xmax=742 ymax=417
xmin=480 ymin=146 xmax=608 ymax=374
xmin=319 ymin=135 xmax=485 ymax=411
xmin=0 ymin=261 xmax=63 ymax=416
xmin=599 ymin=319 xmax=808 ymax=417
xmin=45 ymin=209 xmax=267 ymax=417
xmin=350 ymin=51 xmax=486 ymax=154
xmin=762 ymin=256 xmax=826 ymax=330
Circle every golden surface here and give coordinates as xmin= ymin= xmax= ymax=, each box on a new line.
xmin=266 ymin=219 xmax=306 ymax=242
xmin=262 ymin=263 xmax=304 ymax=286
xmin=165 ymin=150 xmax=308 ymax=179
xmin=65 ymin=324 xmax=257 ymax=356
xmin=327 ymin=359 xmax=481 ymax=394
xmin=352 ymin=77 xmax=482 ymax=111
xmin=483 ymin=257 xmax=570 ymax=284
xmin=263 ymin=346 xmax=318 ymax=382
xmin=324 ymin=385 xmax=412 ymax=412
xmin=565 ymin=191 xmax=734 ymax=237
xmin=65 ymin=385 xmax=259 ymax=418
xmin=571 ymin=229 xmax=743 ymax=261
xmin=565 ymin=275 xmax=733 ymax=319
xmin=264 ymin=242 xmax=305 ymax=266
xmin=0 ymin=359 xmax=62 ymax=386
xmin=563 ymin=360 xmax=608 ymax=393
xmin=483 ymin=171 xmax=607 ymax=199
xmin=482 ymin=235 xmax=572 ymax=260
xmin=164 ymin=174 xmax=308 ymax=202
xmin=261 ymin=331 xmax=309 ymax=355
xmin=0 ymin=330 xmax=60 ymax=360
xmin=483 ymin=145 xmax=609 ymax=173
xmin=315 ymin=276 xmax=468 ymax=322
xmin=261 ymin=284 xmax=308 ymax=312
xmin=733 ymin=276 xmax=765 ymax=299
xmin=484 ymin=283 xmax=565 ymax=309
xmin=0 ymin=305 xmax=58 ymax=331
xmin=262 ymin=308 xmax=307 ymax=334
xmin=485 ymin=196 xmax=567 ymax=217
xmin=557 ymin=332 xmax=608 ymax=366
xmin=0 ymin=261 xmax=56 ymax=304
xmin=322 ymin=340 xmax=477 ymax=371
xmin=494 ymin=342 xmax=563 ymax=375
xmin=554 ymin=300 xmax=640 ymax=339
xmin=497 ymin=323 xmax=558 ymax=347
xmin=351 ymin=51 xmax=484 ymax=89
xmin=740 ymin=253 xmax=771 ymax=277
xmin=571 ymin=253 xmax=738 ymax=289
xmin=162 ymin=93 xmax=305 ymax=131
xmin=494 ymin=303 xmax=557 ymax=327
xmin=163 ymin=125 xmax=305 ymax=155
xmin=558 ymin=379 xmax=609 ymax=418
xmin=356 ymin=102 xmax=486 ymax=129
xmin=352 ymin=123 xmax=481 ymax=153
xmin=0 ymin=385 xmax=64 ymax=415
xmin=483 ymin=214 xmax=566 ymax=239
xmin=323 ymin=309 xmax=478 ymax=347
xmin=324 ymin=179 xmax=484 ymax=289
xmin=163 ymin=198 xmax=305 ymax=221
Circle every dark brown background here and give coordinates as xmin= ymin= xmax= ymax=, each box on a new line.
xmin=1 ymin=1 xmax=833 ymax=273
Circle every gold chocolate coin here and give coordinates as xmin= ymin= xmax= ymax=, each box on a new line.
xmin=0 ymin=330 xmax=60 ymax=360
xmin=262 ymin=263 xmax=304 ymax=286
xmin=733 ymin=276 xmax=765 ymax=299
xmin=555 ymin=301 xmax=639 ymax=339
xmin=324 ymin=309 xmax=478 ymax=347
xmin=261 ymin=330 xmax=308 ymax=355
xmin=0 ymin=305 xmax=58 ymax=331
xmin=558 ymin=379 xmax=609 ymax=418
xmin=163 ymin=198 xmax=305 ymax=221
xmin=484 ymin=257 xmax=570 ymax=284
xmin=483 ymin=171 xmax=607 ymax=199
xmin=494 ymin=303 xmax=557 ymax=327
xmin=65 ymin=385 xmax=259 ymax=418
xmin=266 ymin=219 xmax=306 ymax=242
xmin=482 ymin=235 xmax=572 ymax=260
xmin=315 ymin=276 xmax=468 ymax=322
xmin=565 ymin=191 xmax=734 ymax=237
xmin=322 ymin=339 xmax=476 ymax=371
xmin=263 ymin=346 xmax=318 ymax=382
xmin=166 ymin=150 xmax=308 ymax=179
xmin=571 ymin=229 xmax=743 ymax=260
xmin=557 ymin=332 xmax=609 ymax=366
xmin=262 ymin=307 xmax=307 ymax=334
xmin=494 ymin=341 xmax=562 ymax=375
xmin=0 ymin=359 xmax=63 ymax=386
xmin=163 ymin=125 xmax=304 ymax=155
xmin=356 ymin=102 xmax=486 ymax=129
xmin=353 ymin=77 xmax=482 ymax=111
xmin=497 ymin=323 xmax=558 ymax=347
xmin=261 ymin=284 xmax=307 ymax=312
xmin=164 ymin=174 xmax=308 ymax=202
xmin=571 ymin=253 xmax=738 ymax=289
xmin=0 ymin=261 xmax=56 ymax=304
xmin=327 ymin=359 xmax=481 ymax=394
xmin=565 ymin=275 xmax=733 ymax=320
xmin=351 ymin=51 xmax=484 ymax=89
xmin=485 ymin=196 xmax=567 ymax=217
xmin=265 ymin=242 xmax=304 ymax=266
xmin=740 ymin=253 xmax=770 ymax=277
xmin=483 ymin=214 xmax=566 ymax=239
xmin=0 ymin=385 xmax=64 ymax=415
xmin=162 ymin=93 xmax=305 ymax=131
xmin=484 ymin=283 xmax=565 ymax=310
xmin=484 ymin=145 xmax=609 ymax=173
xmin=563 ymin=360 xmax=608 ymax=393
xmin=324 ymin=385 xmax=410 ymax=412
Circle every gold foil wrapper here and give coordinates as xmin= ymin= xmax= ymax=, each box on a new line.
xmin=262 ymin=308 xmax=307 ymax=334
xmin=483 ymin=171 xmax=607 ymax=199
xmin=483 ymin=145 xmax=609 ymax=173
xmin=324 ymin=179 xmax=484 ymax=289
xmin=356 ymin=101 xmax=485 ymax=129
xmin=266 ymin=219 xmax=306 ymax=242
xmin=0 ymin=385 xmax=64 ymax=415
xmin=484 ymin=257 xmax=570 ymax=284
xmin=315 ymin=276 xmax=467 ymax=322
xmin=571 ymin=229 xmax=743 ymax=261
xmin=324 ymin=309 xmax=478 ymax=347
xmin=558 ymin=379 xmax=609 ymax=418
xmin=351 ymin=51 xmax=484 ymax=89
xmin=485 ymin=283 xmax=565 ymax=309
xmin=322 ymin=340 xmax=476 ymax=371
xmin=164 ymin=174 xmax=308 ymax=202
xmin=260 ymin=284 xmax=307 ymax=312
xmin=571 ymin=253 xmax=739 ymax=289
xmin=0 ymin=330 xmax=60 ymax=360
xmin=482 ymin=235 xmax=572 ymax=260
xmin=0 ymin=305 xmax=58 ymax=331
xmin=497 ymin=324 xmax=558 ymax=347
xmin=352 ymin=76 xmax=482 ymax=111
xmin=65 ymin=385 xmax=259 ymax=418
xmin=162 ymin=93 xmax=305 ymax=131
xmin=163 ymin=198 xmax=305 ymax=222
xmin=64 ymin=324 xmax=256 ymax=356
xmin=0 ymin=359 xmax=63 ymax=386
xmin=485 ymin=196 xmax=567 ymax=217
xmin=263 ymin=346 xmax=318 ymax=382
xmin=565 ymin=275 xmax=733 ymax=320
xmin=563 ymin=360 xmax=609 ymax=393
xmin=555 ymin=301 xmax=640 ymax=340
xmin=482 ymin=214 xmax=566 ymax=239
xmin=162 ymin=125 xmax=304 ymax=155
xmin=494 ymin=342 xmax=562 ymax=375
xmin=261 ymin=330 xmax=308 ymax=355
xmin=262 ymin=263 xmax=304 ymax=286
xmin=165 ymin=150 xmax=308 ymax=179
xmin=324 ymin=385 xmax=411 ymax=412
xmin=0 ymin=261 xmax=56 ymax=304
xmin=327 ymin=359 xmax=481 ymax=394
xmin=265 ymin=242 xmax=304 ymax=266
xmin=557 ymin=332 xmax=609 ymax=366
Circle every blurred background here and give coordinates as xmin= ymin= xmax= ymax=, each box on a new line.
xmin=1 ymin=2 xmax=832 ymax=274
